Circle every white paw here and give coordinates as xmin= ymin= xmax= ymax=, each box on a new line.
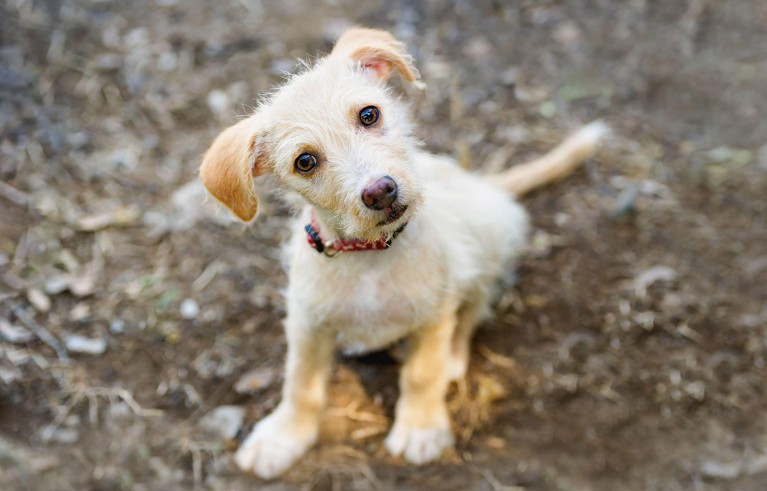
xmin=385 ymin=422 xmax=454 ymax=465
xmin=234 ymin=411 xmax=317 ymax=479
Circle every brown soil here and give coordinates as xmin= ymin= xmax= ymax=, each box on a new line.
xmin=1 ymin=1 xmax=766 ymax=490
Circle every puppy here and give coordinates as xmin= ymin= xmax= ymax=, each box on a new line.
xmin=199 ymin=27 xmax=607 ymax=479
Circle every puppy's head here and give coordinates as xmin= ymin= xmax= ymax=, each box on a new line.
xmin=200 ymin=27 xmax=423 ymax=242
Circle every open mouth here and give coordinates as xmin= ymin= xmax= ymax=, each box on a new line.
xmin=377 ymin=204 xmax=408 ymax=226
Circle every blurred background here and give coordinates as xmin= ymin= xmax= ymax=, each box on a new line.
xmin=1 ymin=1 xmax=766 ymax=490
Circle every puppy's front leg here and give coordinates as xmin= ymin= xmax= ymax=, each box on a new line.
xmin=235 ymin=320 xmax=334 ymax=479
xmin=386 ymin=308 xmax=456 ymax=464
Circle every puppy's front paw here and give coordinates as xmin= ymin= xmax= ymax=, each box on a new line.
xmin=235 ymin=410 xmax=318 ymax=479
xmin=385 ymin=420 xmax=454 ymax=465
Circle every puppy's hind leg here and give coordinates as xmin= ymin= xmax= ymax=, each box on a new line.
xmin=386 ymin=305 xmax=457 ymax=465
xmin=235 ymin=320 xmax=335 ymax=479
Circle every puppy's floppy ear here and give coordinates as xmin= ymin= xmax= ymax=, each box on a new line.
xmin=199 ymin=117 xmax=265 ymax=222
xmin=331 ymin=27 xmax=421 ymax=85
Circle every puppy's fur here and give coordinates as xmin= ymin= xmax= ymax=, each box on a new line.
xmin=200 ymin=27 xmax=606 ymax=479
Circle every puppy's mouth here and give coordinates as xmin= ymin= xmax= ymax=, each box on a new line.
xmin=377 ymin=204 xmax=408 ymax=226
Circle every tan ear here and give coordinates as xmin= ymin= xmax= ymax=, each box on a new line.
xmin=331 ymin=27 xmax=421 ymax=84
xmin=199 ymin=117 xmax=264 ymax=222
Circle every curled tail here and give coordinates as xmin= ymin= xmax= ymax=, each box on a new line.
xmin=490 ymin=120 xmax=609 ymax=196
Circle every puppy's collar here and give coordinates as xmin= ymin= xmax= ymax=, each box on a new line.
xmin=305 ymin=211 xmax=407 ymax=257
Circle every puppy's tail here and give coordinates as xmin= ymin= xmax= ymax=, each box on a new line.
xmin=490 ymin=120 xmax=609 ymax=196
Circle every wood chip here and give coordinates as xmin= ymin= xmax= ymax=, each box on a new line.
xmin=76 ymin=206 xmax=140 ymax=232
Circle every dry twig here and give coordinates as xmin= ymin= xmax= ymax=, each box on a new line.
xmin=13 ymin=305 xmax=70 ymax=363
xmin=479 ymin=469 xmax=526 ymax=491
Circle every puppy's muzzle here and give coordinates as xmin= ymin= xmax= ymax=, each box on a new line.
xmin=362 ymin=176 xmax=398 ymax=211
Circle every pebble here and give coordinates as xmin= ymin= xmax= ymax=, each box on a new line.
xmin=0 ymin=319 xmax=34 ymax=344
xmin=109 ymin=319 xmax=126 ymax=334
xmin=611 ymin=184 xmax=640 ymax=218
xmin=68 ymin=302 xmax=91 ymax=322
xmin=44 ymin=276 xmax=70 ymax=295
xmin=234 ymin=367 xmax=277 ymax=394
xmin=64 ymin=335 xmax=107 ymax=355
xmin=745 ymin=454 xmax=767 ymax=475
xmin=27 ymin=288 xmax=51 ymax=313
xmin=700 ymin=460 xmax=741 ymax=480
xmin=28 ymin=454 xmax=60 ymax=472
xmin=179 ymin=298 xmax=200 ymax=319
xmin=198 ymin=405 xmax=245 ymax=440
xmin=41 ymin=426 xmax=79 ymax=444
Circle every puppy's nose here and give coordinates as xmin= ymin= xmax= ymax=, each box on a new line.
xmin=361 ymin=176 xmax=398 ymax=210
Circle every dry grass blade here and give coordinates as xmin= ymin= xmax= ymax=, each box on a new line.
xmin=478 ymin=346 xmax=517 ymax=370
xmin=327 ymin=401 xmax=389 ymax=425
xmin=178 ymin=439 xmax=221 ymax=485
xmin=43 ymin=381 xmax=164 ymax=440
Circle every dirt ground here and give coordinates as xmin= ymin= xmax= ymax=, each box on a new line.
xmin=1 ymin=1 xmax=766 ymax=490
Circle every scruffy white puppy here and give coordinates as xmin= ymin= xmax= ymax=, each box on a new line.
xmin=200 ymin=27 xmax=606 ymax=479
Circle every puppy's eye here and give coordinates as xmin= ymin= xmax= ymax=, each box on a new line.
xmin=359 ymin=106 xmax=380 ymax=127
xmin=294 ymin=153 xmax=318 ymax=174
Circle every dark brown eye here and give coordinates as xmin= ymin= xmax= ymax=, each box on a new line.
xmin=294 ymin=153 xmax=317 ymax=174
xmin=359 ymin=106 xmax=380 ymax=127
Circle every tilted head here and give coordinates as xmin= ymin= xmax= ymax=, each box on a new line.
xmin=199 ymin=27 xmax=424 ymax=242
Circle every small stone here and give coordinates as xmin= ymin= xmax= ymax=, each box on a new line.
xmin=0 ymin=319 xmax=34 ymax=344
xmin=157 ymin=51 xmax=178 ymax=72
xmin=64 ymin=335 xmax=107 ymax=355
xmin=198 ymin=405 xmax=245 ymax=440
xmin=745 ymin=454 xmax=767 ymax=475
xmin=68 ymin=302 xmax=90 ymax=322
xmin=552 ymin=21 xmax=582 ymax=45
xmin=179 ymin=298 xmax=200 ymax=319
xmin=44 ymin=276 xmax=70 ymax=295
xmin=107 ymin=401 xmax=132 ymax=420
xmin=0 ymin=366 xmax=22 ymax=384
xmin=700 ymin=460 xmax=742 ymax=480
xmin=28 ymin=454 xmax=60 ymax=472
xmin=611 ymin=184 xmax=640 ymax=217
xmin=41 ymin=426 xmax=79 ymax=444
xmin=109 ymin=319 xmax=126 ymax=334
xmin=538 ymin=100 xmax=557 ymax=118
xmin=27 ymin=288 xmax=51 ymax=313
xmin=234 ymin=367 xmax=277 ymax=394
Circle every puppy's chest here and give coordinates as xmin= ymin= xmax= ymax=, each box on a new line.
xmin=290 ymin=251 xmax=444 ymax=353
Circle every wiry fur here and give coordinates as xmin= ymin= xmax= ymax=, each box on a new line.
xmin=199 ymin=27 xmax=607 ymax=480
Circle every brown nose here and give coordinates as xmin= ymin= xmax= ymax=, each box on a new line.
xmin=361 ymin=176 xmax=398 ymax=210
